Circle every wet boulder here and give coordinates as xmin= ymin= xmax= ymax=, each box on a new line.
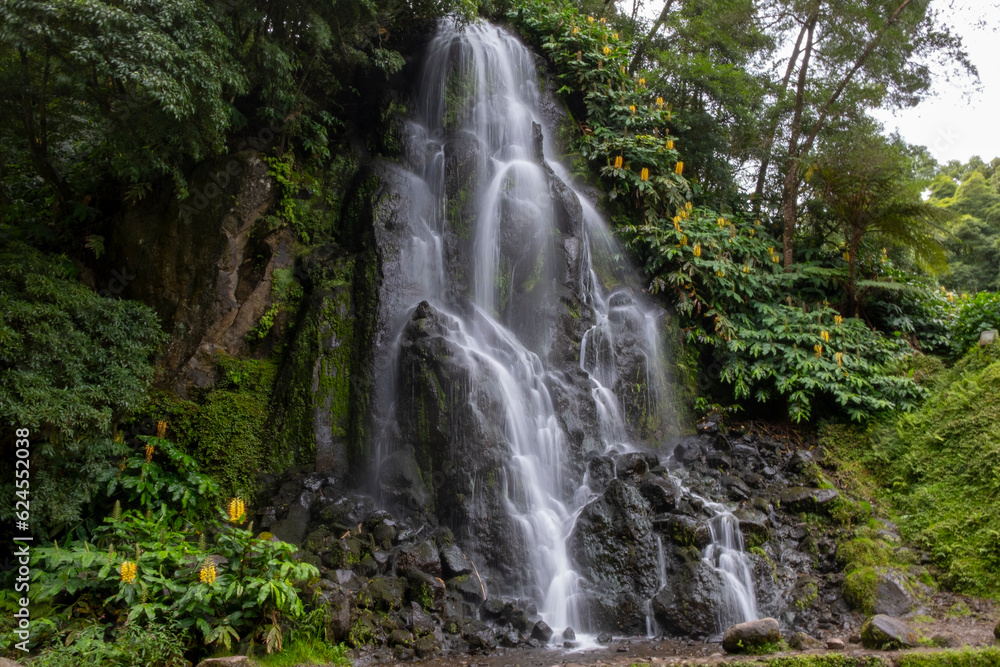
xmin=569 ymin=480 xmax=658 ymax=608
xmin=651 ymin=560 xmax=724 ymax=639
xmin=531 ymin=620 xmax=554 ymax=643
xmin=440 ymin=544 xmax=473 ymax=576
xmin=722 ymin=618 xmax=782 ymax=654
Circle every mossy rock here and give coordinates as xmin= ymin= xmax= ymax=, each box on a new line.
xmin=365 ymin=575 xmax=408 ymax=612
xmin=860 ymin=614 xmax=920 ymax=650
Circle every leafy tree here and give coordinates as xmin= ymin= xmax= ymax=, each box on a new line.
xmin=0 ymin=241 xmax=165 ymax=535
xmin=805 ymin=125 xmax=951 ymax=315
xmin=746 ymin=0 xmax=975 ymax=267
xmin=927 ymin=162 xmax=1000 ymax=294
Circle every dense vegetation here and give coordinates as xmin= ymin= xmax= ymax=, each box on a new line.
xmin=2 ymin=0 xmax=1000 ymax=662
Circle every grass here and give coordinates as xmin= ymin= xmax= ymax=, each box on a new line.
xmin=819 ymin=344 xmax=1000 ymax=600
xmin=254 ymin=638 xmax=351 ymax=667
xmin=723 ymin=648 xmax=1000 ymax=667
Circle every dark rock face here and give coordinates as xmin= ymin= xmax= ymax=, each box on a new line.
xmin=108 ymin=151 xmax=291 ymax=395
xmin=721 ymin=618 xmax=782 ymax=654
xmin=779 ymin=487 xmax=839 ymax=513
xmin=860 ymin=614 xmax=920 ymax=649
xmin=651 ymin=561 xmax=724 ymax=639
xmin=570 ymin=480 xmax=658 ymax=628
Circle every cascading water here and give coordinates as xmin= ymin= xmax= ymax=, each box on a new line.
xmin=372 ymin=17 xmax=756 ymax=642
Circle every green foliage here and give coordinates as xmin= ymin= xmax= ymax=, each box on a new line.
xmin=821 ymin=344 xmax=1000 ymax=598
xmin=0 ymin=242 xmax=165 ymax=536
xmin=27 ymin=622 xmax=187 ymax=667
xmin=897 ymin=647 xmax=1000 ymax=667
xmin=146 ymin=355 xmax=277 ymax=502
xmin=255 ymin=635 xmax=350 ymax=666
xmin=951 ymin=292 xmax=1000 ymax=354
xmin=728 ymin=655 xmax=889 ymax=667
xmin=509 ymin=0 xmax=689 ymax=212
xmin=25 ymin=480 xmax=317 ymax=657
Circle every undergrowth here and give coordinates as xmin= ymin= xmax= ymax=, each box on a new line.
xmin=821 ymin=344 xmax=1000 ymax=599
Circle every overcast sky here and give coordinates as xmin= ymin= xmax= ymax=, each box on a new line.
xmin=873 ymin=3 xmax=1000 ymax=165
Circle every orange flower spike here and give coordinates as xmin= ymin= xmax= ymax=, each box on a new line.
xmin=675 ymin=161 xmax=684 ymax=175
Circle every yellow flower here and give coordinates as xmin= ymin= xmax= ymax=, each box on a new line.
xmin=600 ymin=16 xmax=606 ymax=23
xmin=199 ymin=561 xmax=217 ymax=584
xmin=834 ymin=315 xmax=843 ymax=325
xmin=685 ymin=201 xmax=692 ymax=212
xmin=228 ymin=497 xmax=246 ymax=523
xmin=717 ymin=217 xmax=725 ymax=227
xmin=114 ymin=431 xmax=124 ymax=444
xmin=814 ymin=344 xmax=823 ymax=357
xmin=587 ymin=15 xmax=594 ymax=23
xmin=715 ymin=269 xmax=725 ymax=277
xmin=843 ymin=251 xmax=850 ymax=262
xmin=836 ymin=352 xmax=844 ymax=367
xmin=603 ymin=45 xmax=611 ymax=55
xmin=612 ymin=32 xmax=618 ymax=40
xmin=144 ymin=443 xmax=154 ymax=463
xmin=572 ymin=26 xmax=579 ymax=34
xmin=656 ymin=96 xmax=664 ymax=108
xmin=771 ymin=254 xmax=780 ymax=264
xmin=820 ymin=330 xmax=830 ymax=342
xmin=672 ymin=216 xmax=682 ymax=231
xmin=638 ymin=77 xmax=646 ymax=87
xmin=620 ymin=65 xmax=626 ymax=74
xmin=666 ymin=139 xmax=674 ymax=150
xmin=640 ymin=167 xmax=649 ymax=181
xmin=120 ymin=561 xmax=137 ymax=584
xmin=629 ymin=104 xmax=636 ymax=114
xmin=742 ymin=265 xmax=751 ymax=273
xmin=156 ymin=421 xmax=166 ymax=438
xmin=680 ymin=235 xmax=688 ymax=246
xmin=948 ymin=292 xmax=955 ymax=302
xmin=614 ymin=155 xmax=623 ymax=169
xmin=675 ymin=161 xmax=683 ymax=175
xmin=693 ymin=244 xmax=701 ymax=257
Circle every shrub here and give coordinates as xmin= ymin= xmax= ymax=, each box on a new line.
xmin=951 ymin=291 xmax=1000 ymax=354
xmin=0 ymin=242 xmax=165 ymax=537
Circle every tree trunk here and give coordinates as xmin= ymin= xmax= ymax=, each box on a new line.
xmin=781 ymin=14 xmax=816 ymax=268
xmin=628 ymin=0 xmax=677 ymax=75
xmin=752 ymin=21 xmax=808 ymax=214
xmin=781 ymin=0 xmax=917 ymax=268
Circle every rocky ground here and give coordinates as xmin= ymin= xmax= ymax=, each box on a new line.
xmin=251 ymin=420 xmax=999 ymax=665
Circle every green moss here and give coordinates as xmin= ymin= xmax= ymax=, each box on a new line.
xmin=843 ymin=566 xmax=880 ymax=615
xmin=147 ymin=355 xmax=277 ymax=503
xmin=821 ymin=345 xmax=1000 ymax=599
xmin=729 ymin=657 xmax=889 ymax=667
xmin=897 ymin=647 xmax=1000 ymax=666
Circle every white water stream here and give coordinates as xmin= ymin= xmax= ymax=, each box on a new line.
xmin=380 ymin=18 xmax=757 ymax=641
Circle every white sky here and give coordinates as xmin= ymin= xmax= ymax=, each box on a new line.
xmin=873 ymin=3 xmax=1000 ymax=165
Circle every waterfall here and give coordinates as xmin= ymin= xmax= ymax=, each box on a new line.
xmin=372 ymin=17 xmax=755 ymax=640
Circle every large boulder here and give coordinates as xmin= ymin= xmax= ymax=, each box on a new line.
xmin=860 ymin=615 xmax=920 ymax=650
xmin=569 ymin=479 xmax=658 ymax=623
xmin=873 ymin=571 xmax=914 ymax=616
xmin=721 ymin=618 xmax=782 ymax=654
xmin=779 ymin=487 xmax=839 ymax=514
xmin=651 ymin=560 xmax=725 ymax=639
